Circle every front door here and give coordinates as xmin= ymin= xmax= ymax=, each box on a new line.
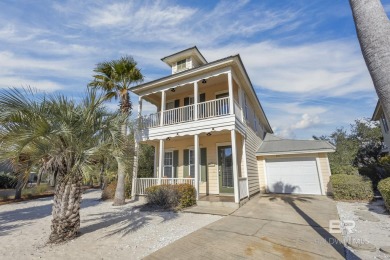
xmin=218 ymin=146 xmax=234 ymax=193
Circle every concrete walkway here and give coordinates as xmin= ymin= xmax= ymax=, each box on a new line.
xmin=146 ymin=194 xmax=346 ymax=259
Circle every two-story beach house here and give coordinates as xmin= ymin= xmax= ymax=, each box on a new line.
xmin=130 ymin=47 xmax=335 ymax=206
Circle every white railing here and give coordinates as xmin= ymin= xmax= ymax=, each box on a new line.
xmin=197 ymin=97 xmax=230 ymax=119
xmin=163 ymin=105 xmax=194 ymax=125
xmin=142 ymin=112 xmax=160 ymax=128
xmin=136 ymin=178 xmax=195 ymax=195
xmin=234 ymin=100 xmax=242 ymax=121
xmin=136 ymin=178 xmax=159 ymax=195
xmin=239 ymin=177 xmax=248 ymax=199
xmin=141 ymin=97 xmax=239 ymax=129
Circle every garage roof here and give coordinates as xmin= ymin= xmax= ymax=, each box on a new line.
xmin=256 ymin=134 xmax=335 ymax=156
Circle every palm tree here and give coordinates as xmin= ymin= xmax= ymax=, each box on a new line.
xmin=349 ymin=0 xmax=390 ymax=120
xmin=89 ymin=56 xmax=143 ymax=206
xmin=0 ymin=88 xmax=118 ymax=243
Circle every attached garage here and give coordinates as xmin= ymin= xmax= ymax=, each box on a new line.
xmin=256 ymin=134 xmax=335 ymax=195
xmin=265 ymin=157 xmax=322 ymax=195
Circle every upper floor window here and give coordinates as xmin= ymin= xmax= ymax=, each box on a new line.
xmin=177 ymin=59 xmax=187 ymax=71
xmin=381 ymin=113 xmax=389 ymax=133
xmin=254 ymin=118 xmax=258 ymax=131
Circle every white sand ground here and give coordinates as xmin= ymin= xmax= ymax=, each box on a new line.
xmin=337 ymin=200 xmax=390 ymax=260
xmin=0 ymin=190 xmax=222 ymax=260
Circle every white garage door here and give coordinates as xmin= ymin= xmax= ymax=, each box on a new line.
xmin=265 ymin=157 xmax=322 ymax=195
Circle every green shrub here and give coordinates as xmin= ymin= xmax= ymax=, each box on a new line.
xmin=378 ymin=178 xmax=390 ymax=211
xmin=145 ymin=184 xmax=196 ymax=209
xmin=330 ymin=174 xmax=374 ymax=201
xmin=0 ymin=172 xmax=17 ymax=189
xmin=331 ymin=165 xmax=358 ymax=175
xmin=22 ymin=184 xmax=51 ymax=197
xmin=102 ymin=181 xmax=117 ymax=200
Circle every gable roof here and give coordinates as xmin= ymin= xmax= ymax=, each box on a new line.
xmin=256 ymin=133 xmax=335 ymax=156
xmin=372 ymin=100 xmax=382 ymax=121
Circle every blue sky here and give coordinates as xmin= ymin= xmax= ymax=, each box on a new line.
xmin=1 ymin=0 xmax=389 ymax=139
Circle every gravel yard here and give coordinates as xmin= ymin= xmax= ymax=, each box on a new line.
xmin=337 ymin=199 xmax=390 ymax=259
xmin=0 ymin=189 xmax=222 ymax=260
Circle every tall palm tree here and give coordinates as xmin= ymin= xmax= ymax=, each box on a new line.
xmin=349 ymin=0 xmax=390 ymax=120
xmin=0 ymin=88 xmax=118 ymax=243
xmin=89 ymin=56 xmax=143 ymax=206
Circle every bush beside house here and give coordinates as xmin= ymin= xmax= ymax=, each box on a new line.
xmin=378 ymin=178 xmax=390 ymax=211
xmin=330 ymin=174 xmax=374 ymax=201
xmin=0 ymin=173 xmax=17 ymax=189
xmin=145 ymin=184 xmax=196 ymax=209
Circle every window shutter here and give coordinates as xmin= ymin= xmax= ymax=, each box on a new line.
xmin=199 ymin=93 xmax=206 ymax=102
xmin=183 ymin=149 xmax=189 ymax=177
xmin=173 ymin=150 xmax=179 ymax=178
xmin=174 ymin=99 xmax=180 ymax=108
xmin=200 ymin=148 xmax=207 ymax=182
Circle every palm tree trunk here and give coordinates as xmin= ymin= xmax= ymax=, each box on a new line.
xmin=349 ymin=0 xmax=390 ymax=119
xmin=14 ymin=174 xmax=24 ymax=199
xmin=99 ymin=158 xmax=105 ymax=189
xmin=49 ymin=172 xmax=83 ymax=243
xmin=37 ymin=167 xmax=43 ymax=186
xmin=113 ymin=157 xmax=126 ymax=205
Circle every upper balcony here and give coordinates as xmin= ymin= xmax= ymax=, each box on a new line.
xmin=135 ymin=71 xmax=247 ymax=141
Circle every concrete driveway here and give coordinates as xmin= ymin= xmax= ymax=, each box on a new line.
xmin=146 ymin=194 xmax=346 ymax=259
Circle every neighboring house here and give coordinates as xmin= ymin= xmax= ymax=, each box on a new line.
xmin=372 ymin=100 xmax=390 ymax=154
xmin=130 ymin=46 xmax=335 ymax=205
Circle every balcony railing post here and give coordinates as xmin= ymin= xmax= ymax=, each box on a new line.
xmin=228 ymin=71 xmax=234 ymax=115
xmin=160 ymin=90 xmax=166 ymax=127
xmin=194 ymin=81 xmax=198 ymax=121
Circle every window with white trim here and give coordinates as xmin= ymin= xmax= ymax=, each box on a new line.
xmin=164 ymin=151 xmax=173 ymax=178
xmin=176 ymin=59 xmax=187 ymax=71
xmin=189 ymin=149 xmax=195 ymax=178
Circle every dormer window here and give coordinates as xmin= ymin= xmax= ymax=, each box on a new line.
xmin=177 ymin=59 xmax=187 ymax=72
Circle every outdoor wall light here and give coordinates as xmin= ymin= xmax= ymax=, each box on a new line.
xmin=166 ymin=137 xmax=170 ymax=140
xmin=170 ymin=88 xmax=176 ymax=92
xmin=207 ymin=132 xmax=212 ymax=136
xmin=201 ymin=79 xmax=207 ymax=84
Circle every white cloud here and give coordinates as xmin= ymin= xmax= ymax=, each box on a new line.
xmin=0 ymin=76 xmax=63 ymax=92
xmin=203 ymin=39 xmax=373 ymax=97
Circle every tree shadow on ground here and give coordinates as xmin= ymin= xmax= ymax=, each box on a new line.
xmin=268 ymin=182 xmax=359 ymax=259
xmin=79 ymin=204 xmax=179 ymax=238
xmin=0 ymin=192 xmax=102 ymax=236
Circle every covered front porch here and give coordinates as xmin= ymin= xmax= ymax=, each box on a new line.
xmin=133 ymin=131 xmax=249 ymax=203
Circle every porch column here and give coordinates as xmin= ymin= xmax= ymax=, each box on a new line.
xmin=194 ymin=134 xmax=200 ymax=200
xmin=238 ymin=86 xmax=244 ymax=121
xmin=242 ymin=135 xmax=249 ymax=198
xmin=158 ymin=139 xmax=164 ymax=184
xmin=194 ymin=81 xmax=198 ymax=120
xmin=231 ymin=130 xmax=240 ymax=203
xmin=160 ymin=90 xmax=166 ymax=126
xmin=227 ymin=71 xmax=234 ymax=115
xmin=153 ymin=144 xmax=158 ymax=177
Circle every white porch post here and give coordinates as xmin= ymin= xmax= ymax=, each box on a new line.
xmin=194 ymin=81 xmax=198 ymax=120
xmin=194 ymin=134 xmax=200 ymax=200
xmin=238 ymin=86 xmax=244 ymax=121
xmin=153 ymin=144 xmax=158 ymax=178
xmin=160 ymin=90 xmax=166 ymax=126
xmin=158 ymin=139 xmax=164 ymax=184
xmin=138 ymin=96 xmax=143 ymax=118
xmin=228 ymin=71 xmax=234 ymax=115
xmin=231 ymin=130 xmax=240 ymax=203
xmin=242 ymin=135 xmax=249 ymax=198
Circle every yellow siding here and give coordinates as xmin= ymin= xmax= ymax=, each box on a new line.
xmin=318 ymin=153 xmax=333 ymax=195
xmin=245 ymin=126 xmax=262 ymax=196
xmin=256 ymin=157 xmax=266 ymax=192
xmin=163 ymin=132 xmax=233 ymax=194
